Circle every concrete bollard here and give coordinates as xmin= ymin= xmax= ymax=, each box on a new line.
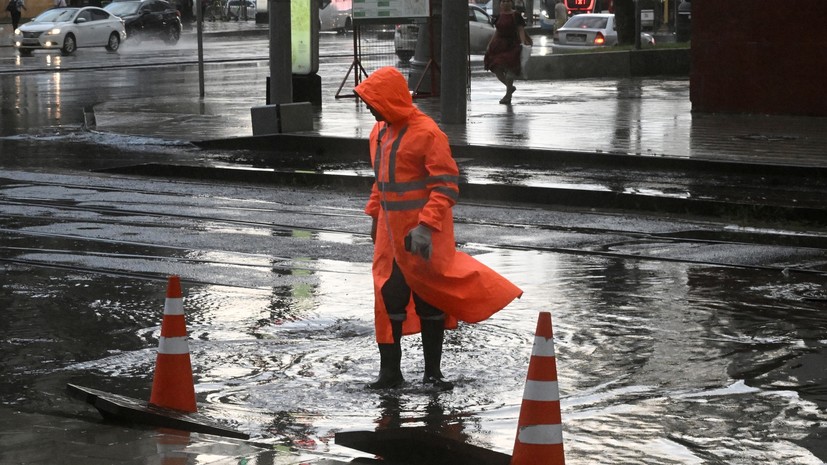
xmin=250 ymin=102 xmax=313 ymax=135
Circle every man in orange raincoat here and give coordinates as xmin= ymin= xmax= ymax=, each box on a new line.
xmin=354 ymin=67 xmax=523 ymax=390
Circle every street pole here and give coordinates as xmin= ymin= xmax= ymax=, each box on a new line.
xmin=634 ymin=0 xmax=641 ymax=50
xmin=269 ymin=0 xmax=292 ymax=104
xmin=196 ymin=0 xmax=204 ymax=97
xmin=440 ymin=0 xmax=467 ymax=123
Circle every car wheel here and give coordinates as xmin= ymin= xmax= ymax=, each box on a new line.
xmin=165 ymin=26 xmax=181 ymax=45
xmin=106 ymin=32 xmax=121 ymax=52
xmin=61 ymin=34 xmax=77 ymax=56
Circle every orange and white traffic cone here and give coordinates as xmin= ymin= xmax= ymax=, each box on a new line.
xmin=149 ymin=275 xmax=197 ymax=413
xmin=511 ymin=311 xmax=564 ymax=465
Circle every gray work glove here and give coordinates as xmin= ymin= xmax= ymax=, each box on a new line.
xmin=405 ymin=224 xmax=432 ymax=260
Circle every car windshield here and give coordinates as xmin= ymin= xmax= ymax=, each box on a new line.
xmin=34 ymin=8 xmax=78 ymax=22
xmin=105 ymin=2 xmax=142 ymax=15
xmin=566 ymin=16 xmax=608 ymax=29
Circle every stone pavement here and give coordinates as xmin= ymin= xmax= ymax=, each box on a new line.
xmin=91 ymin=20 xmax=827 ymax=170
xmin=91 ymin=23 xmax=827 ymax=225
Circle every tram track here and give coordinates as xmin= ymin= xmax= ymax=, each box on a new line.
xmin=4 ymin=175 xmax=827 ymax=251
xmin=3 ymin=178 xmax=827 ymax=281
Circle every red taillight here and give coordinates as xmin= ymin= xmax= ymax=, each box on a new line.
xmin=594 ymin=31 xmax=605 ymax=45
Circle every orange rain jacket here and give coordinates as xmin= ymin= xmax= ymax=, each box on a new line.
xmin=354 ymin=67 xmax=523 ymax=344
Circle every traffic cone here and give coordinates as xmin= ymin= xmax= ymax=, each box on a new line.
xmin=511 ymin=311 xmax=564 ymax=465
xmin=149 ymin=275 xmax=197 ymax=413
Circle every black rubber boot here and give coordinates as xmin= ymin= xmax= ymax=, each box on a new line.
xmin=420 ymin=319 xmax=454 ymax=391
xmin=368 ymin=320 xmax=404 ymax=390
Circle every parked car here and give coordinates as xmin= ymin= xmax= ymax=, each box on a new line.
xmin=394 ymin=4 xmax=495 ymax=63
xmin=319 ymin=0 xmax=351 ymax=32
xmin=468 ymin=3 xmax=495 ymax=52
xmin=393 ymin=22 xmax=420 ymax=63
xmin=225 ymin=0 xmax=255 ymax=20
xmin=104 ymin=0 xmax=182 ymax=45
xmin=552 ymin=13 xmax=655 ymax=53
xmin=13 ymin=7 xmax=126 ymax=56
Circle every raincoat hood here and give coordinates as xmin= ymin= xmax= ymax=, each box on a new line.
xmin=354 ymin=67 xmax=415 ymax=125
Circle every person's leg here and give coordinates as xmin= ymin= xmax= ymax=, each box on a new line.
xmin=494 ymin=67 xmax=515 ymax=104
xmin=413 ymin=294 xmax=454 ymax=391
xmin=500 ymin=67 xmax=517 ymax=104
xmin=492 ymin=67 xmax=508 ymax=86
xmin=368 ymin=261 xmax=408 ymax=389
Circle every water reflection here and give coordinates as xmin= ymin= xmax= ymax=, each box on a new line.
xmin=4 ymin=240 xmax=826 ymax=463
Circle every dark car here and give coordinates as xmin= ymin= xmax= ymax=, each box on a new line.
xmin=104 ymin=0 xmax=182 ymax=45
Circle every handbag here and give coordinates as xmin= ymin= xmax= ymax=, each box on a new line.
xmin=519 ymin=44 xmax=532 ymax=79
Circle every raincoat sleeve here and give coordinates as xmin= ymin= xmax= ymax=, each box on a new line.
xmin=364 ymin=124 xmax=382 ymax=218
xmin=365 ymin=183 xmax=380 ymax=218
xmin=419 ymin=130 xmax=459 ymax=232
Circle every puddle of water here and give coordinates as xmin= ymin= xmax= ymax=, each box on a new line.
xmin=2 ymin=248 xmax=826 ymax=463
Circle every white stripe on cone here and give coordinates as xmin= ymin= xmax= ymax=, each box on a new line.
xmin=158 ymin=336 xmax=190 ymax=355
xmin=532 ymin=335 xmax=556 ymax=357
xmin=517 ymin=424 xmax=564 ymax=444
xmin=523 ymin=380 xmax=560 ymax=402
xmin=164 ymin=298 xmax=184 ymax=315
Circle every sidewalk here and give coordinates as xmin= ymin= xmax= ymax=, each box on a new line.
xmin=84 ymin=19 xmax=827 ymax=225
xmin=88 ymin=20 xmax=827 ymax=169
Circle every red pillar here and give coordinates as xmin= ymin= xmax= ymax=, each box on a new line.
xmin=690 ymin=0 xmax=827 ymax=116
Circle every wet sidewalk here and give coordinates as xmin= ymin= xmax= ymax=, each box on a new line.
xmin=86 ymin=19 xmax=827 ymax=170
xmin=92 ymin=52 xmax=827 ymax=225
xmin=94 ymin=67 xmax=827 ymax=170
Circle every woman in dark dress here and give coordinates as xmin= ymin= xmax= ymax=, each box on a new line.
xmin=483 ymin=0 xmax=533 ymax=104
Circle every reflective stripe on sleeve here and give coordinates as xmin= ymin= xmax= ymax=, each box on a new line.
xmin=432 ymin=186 xmax=459 ymax=201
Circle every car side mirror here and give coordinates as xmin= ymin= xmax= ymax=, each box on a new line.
xmin=76 ymin=17 xmax=87 ymax=23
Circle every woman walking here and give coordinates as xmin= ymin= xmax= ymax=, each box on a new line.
xmin=483 ymin=0 xmax=533 ymax=104
xmin=5 ymin=0 xmax=26 ymax=32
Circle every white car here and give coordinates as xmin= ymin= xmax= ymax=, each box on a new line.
xmin=552 ymin=13 xmax=654 ymax=53
xmin=13 ymin=7 xmax=126 ymax=57
xmin=225 ymin=0 xmax=256 ymax=20
xmin=319 ymin=0 xmax=351 ymax=32
xmin=394 ymin=4 xmax=494 ymax=62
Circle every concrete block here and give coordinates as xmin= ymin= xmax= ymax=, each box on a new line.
xmin=66 ymin=384 xmax=249 ymax=439
xmin=250 ymin=102 xmax=314 ymax=135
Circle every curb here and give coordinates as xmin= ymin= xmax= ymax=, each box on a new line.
xmin=95 ymin=162 xmax=827 ymax=227
xmin=193 ymin=133 xmax=827 ymax=178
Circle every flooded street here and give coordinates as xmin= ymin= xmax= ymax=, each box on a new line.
xmin=1 ymin=137 xmax=825 ymax=463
